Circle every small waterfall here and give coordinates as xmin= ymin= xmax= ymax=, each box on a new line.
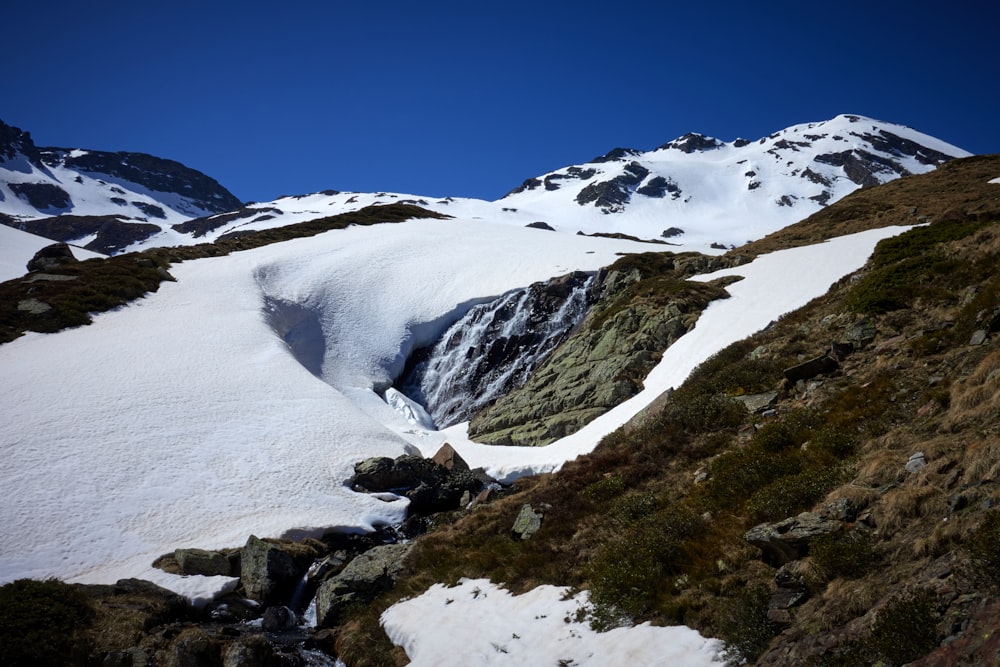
xmin=400 ymin=271 xmax=595 ymax=428
xmin=290 ymin=558 xmax=328 ymax=617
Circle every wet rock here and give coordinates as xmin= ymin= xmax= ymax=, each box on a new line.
xmin=261 ymin=605 xmax=298 ymax=632
xmin=221 ymin=635 xmax=277 ymax=667
xmin=240 ymin=536 xmax=318 ymax=606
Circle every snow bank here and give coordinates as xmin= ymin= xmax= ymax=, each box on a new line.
xmin=381 ymin=579 xmax=724 ymax=667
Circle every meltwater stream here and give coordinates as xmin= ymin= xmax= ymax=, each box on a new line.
xmin=399 ymin=271 xmax=596 ymax=428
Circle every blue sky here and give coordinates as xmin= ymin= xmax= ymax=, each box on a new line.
xmin=5 ymin=1 xmax=997 ymax=203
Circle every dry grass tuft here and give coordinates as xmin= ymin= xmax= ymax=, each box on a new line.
xmin=944 ymin=350 xmax=1000 ymax=431
xmin=872 ymin=484 xmax=942 ymax=533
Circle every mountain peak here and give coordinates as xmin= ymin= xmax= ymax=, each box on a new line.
xmin=657 ymin=132 xmax=725 ymax=153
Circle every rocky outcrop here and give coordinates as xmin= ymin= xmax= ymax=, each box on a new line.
xmin=174 ymin=548 xmax=234 ymax=577
xmin=575 ymin=161 xmax=650 ymax=213
xmin=26 ymin=242 xmax=77 ymax=272
xmin=18 ymin=214 xmax=162 ymax=254
xmin=351 ymin=447 xmax=484 ymax=515
xmin=9 ymin=182 xmax=72 ymax=211
xmin=511 ymin=503 xmax=549 ymax=540
xmin=467 ymin=254 xmax=731 ymax=446
xmin=783 ymin=351 xmax=839 ymax=384
xmin=657 ymin=132 xmax=724 ymax=153
xmin=744 ymin=511 xmax=842 ymax=566
xmin=240 ymin=535 xmax=320 ymax=606
xmin=314 ymin=542 xmax=413 ymax=627
xmin=401 ymin=271 xmax=596 ymax=428
xmin=39 ymin=147 xmax=242 ymax=214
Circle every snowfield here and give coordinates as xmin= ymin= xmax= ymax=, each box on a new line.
xmin=0 ymin=224 xmax=103 ymax=282
xmin=0 ymin=216 xmax=649 ymax=594
xmin=381 ymin=578 xmax=725 ymax=666
xmin=0 ymin=209 xmax=909 ymax=663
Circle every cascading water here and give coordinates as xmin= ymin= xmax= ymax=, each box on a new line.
xmin=399 ymin=271 xmax=596 ymax=428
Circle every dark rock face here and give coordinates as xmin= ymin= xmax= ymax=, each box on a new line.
xmin=658 ymin=132 xmax=724 ymax=153
xmin=133 ymin=201 xmax=167 ymax=219
xmin=853 ymin=129 xmax=956 ymax=166
xmin=592 ymin=147 xmax=641 ymax=163
xmin=525 ymin=221 xmax=555 ymax=231
xmin=17 ymin=215 xmax=161 ymax=254
xmin=9 ymin=182 xmax=72 ymax=211
xmin=39 ymin=148 xmax=242 ymax=214
xmin=26 ymin=242 xmax=77 ymax=272
xmin=504 ymin=177 xmax=542 ymax=196
xmin=172 ymin=206 xmax=283 ymax=238
xmin=352 ymin=452 xmax=482 ymax=515
xmin=0 ymin=119 xmax=41 ymax=163
xmin=814 ymin=149 xmax=908 ymax=187
xmin=401 ymin=271 xmax=595 ymax=428
xmin=576 ymin=162 xmax=650 ymax=213
xmin=636 ymin=175 xmax=681 ymax=199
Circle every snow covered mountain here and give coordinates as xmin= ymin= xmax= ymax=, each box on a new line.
xmin=496 ymin=113 xmax=970 ymax=245
xmin=0 ymin=119 xmax=242 ymax=253
xmin=0 ymin=115 xmax=988 ymax=666
xmin=0 ymin=115 xmax=970 ymax=259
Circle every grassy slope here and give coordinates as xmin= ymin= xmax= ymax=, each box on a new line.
xmin=342 ymin=155 xmax=1000 ymax=666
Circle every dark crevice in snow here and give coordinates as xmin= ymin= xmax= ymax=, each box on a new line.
xmin=263 ymin=296 xmax=326 ymax=378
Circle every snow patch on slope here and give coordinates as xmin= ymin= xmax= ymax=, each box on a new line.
xmin=382 ymin=579 xmax=724 ymax=666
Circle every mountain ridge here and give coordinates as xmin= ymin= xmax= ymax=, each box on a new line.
xmin=0 ymin=115 xmax=971 ymax=258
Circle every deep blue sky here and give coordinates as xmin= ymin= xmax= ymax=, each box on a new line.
xmin=5 ymin=1 xmax=998 ymax=203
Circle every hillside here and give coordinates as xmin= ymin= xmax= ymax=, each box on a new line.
xmin=346 ymin=154 xmax=1000 ymax=666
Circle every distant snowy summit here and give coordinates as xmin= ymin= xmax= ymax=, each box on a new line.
xmin=0 ymin=119 xmax=242 ymax=253
xmin=496 ymin=114 xmax=971 ymax=245
xmin=0 ymin=114 xmax=971 ymax=256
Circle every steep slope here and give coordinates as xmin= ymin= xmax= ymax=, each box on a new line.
xmin=0 ymin=119 xmax=242 ymax=253
xmin=372 ymin=154 xmax=1000 ymax=666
